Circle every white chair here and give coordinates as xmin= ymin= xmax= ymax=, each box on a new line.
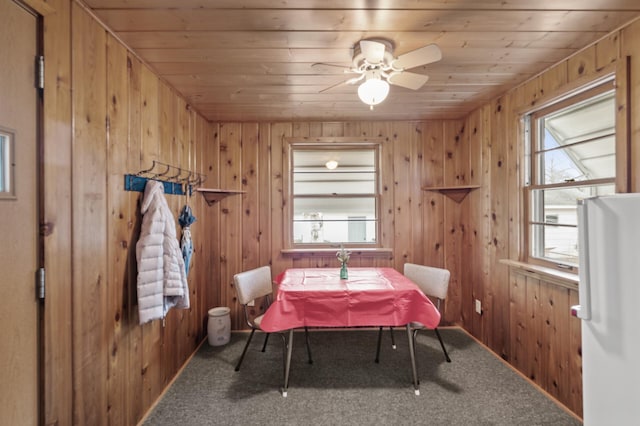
xmin=375 ymin=263 xmax=451 ymax=363
xmin=233 ymin=265 xmax=312 ymax=372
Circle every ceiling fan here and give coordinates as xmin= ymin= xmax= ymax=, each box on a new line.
xmin=313 ymin=39 xmax=442 ymax=109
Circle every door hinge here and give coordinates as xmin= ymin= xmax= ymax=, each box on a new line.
xmin=36 ymin=55 xmax=44 ymax=90
xmin=37 ymin=267 xmax=45 ymax=300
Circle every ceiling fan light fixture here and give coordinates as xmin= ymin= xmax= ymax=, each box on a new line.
xmin=357 ymin=70 xmax=389 ymax=109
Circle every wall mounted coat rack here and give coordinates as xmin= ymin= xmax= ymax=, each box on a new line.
xmin=124 ymin=160 xmax=206 ymax=195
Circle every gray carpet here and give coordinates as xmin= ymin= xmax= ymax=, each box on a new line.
xmin=143 ymin=328 xmax=582 ymax=425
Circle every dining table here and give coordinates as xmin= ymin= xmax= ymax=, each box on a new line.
xmin=260 ymin=267 xmax=441 ymax=396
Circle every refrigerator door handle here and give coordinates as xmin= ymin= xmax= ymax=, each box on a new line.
xmin=573 ymin=199 xmax=592 ymax=320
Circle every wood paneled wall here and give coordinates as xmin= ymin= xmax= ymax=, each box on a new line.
xmin=212 ymin=120 xmax=468 ymax=329
xmin=43 ymin=3 xmax=219 ymax=425
xmin=43 ymin=0 xmax=73 ymax=424
xmin=458 ymin=18 xmax=640 ymax=417
xmin=40 ymin=1 xmax=640 ymax=424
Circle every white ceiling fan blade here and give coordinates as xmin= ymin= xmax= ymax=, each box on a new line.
xmin=319 ymin=79 xmax=350 ymax=93
xmin=360 ymin=40 xmax=386 ymax=64
xmin=318 ymin=74 xmax=364 ymax=93
xmin=392 ymin=44 xmax=442 ymax=70
xmin=346 ymin=74 xmax=365 ymax=85
xmin=387 ymin=71 xmax=429 ymax=90
xmin=312 ymin=62 xmax=351 ymax=71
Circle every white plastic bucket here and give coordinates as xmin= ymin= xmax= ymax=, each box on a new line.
xmin=207 ymin=307 xmax=231 ymax=346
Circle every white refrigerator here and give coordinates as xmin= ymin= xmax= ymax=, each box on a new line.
xmin=572 ymin=194 xmax=640 ymax=425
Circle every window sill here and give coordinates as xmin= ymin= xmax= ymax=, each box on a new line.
xmin=281 ymin=247 xmax=393 ymax=257
xmin=500 ymin=259 xmax=579 ymax=290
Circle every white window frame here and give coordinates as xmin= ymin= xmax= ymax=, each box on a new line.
xmin=523 ymin=79 xmax=616 ymax=271
xmin=283 ymin=137 xmax=383 ymax=250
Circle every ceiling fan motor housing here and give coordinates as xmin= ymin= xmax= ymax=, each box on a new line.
xmin=352 ymin=38 xmax=397 ymax=71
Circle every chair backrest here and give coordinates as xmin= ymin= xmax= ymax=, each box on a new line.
xmin=233 ymin=265 xmax=273 ymax=306
xmin=404 ymin=263 xmax=450 ymax=301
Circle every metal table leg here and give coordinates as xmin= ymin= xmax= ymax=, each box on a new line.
xmin=282 ymin=328 xmax=294 ymax=397
xmin=406 ymin=324 xmax=420 ymax=395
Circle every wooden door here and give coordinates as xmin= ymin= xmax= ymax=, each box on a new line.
xmin=0 ymin=0 xmax=40 ymax=424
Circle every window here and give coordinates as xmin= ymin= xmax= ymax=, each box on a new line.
xmin=286 ymin=140 xmax=381 ymax=247
xmin=0 ymin=126 xmax=15 ymax=199
xmin=524 ymin=81 xmax=616 ymax=268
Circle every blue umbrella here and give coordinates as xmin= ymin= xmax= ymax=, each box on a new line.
xmin=179 ymin=205 xmax=196 ymax=228
xmin=179 ymin=205 xmax=196 ymax=275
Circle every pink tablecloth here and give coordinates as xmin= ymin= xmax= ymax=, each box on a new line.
xmin=260 ymin=267 xmax=441 ymax=332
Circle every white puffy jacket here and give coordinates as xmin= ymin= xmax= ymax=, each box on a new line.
xmin=136 ymin=180 xmax=190 ymax=324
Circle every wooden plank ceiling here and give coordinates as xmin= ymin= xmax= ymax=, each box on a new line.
xmin=84 ymin=0 xmax=640 ymax=122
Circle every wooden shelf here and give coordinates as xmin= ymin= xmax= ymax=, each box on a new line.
xmin=196 ymin=188 xmax=245 ymax=206
xmin=422 ymin=185 xmax=480 ymax=203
